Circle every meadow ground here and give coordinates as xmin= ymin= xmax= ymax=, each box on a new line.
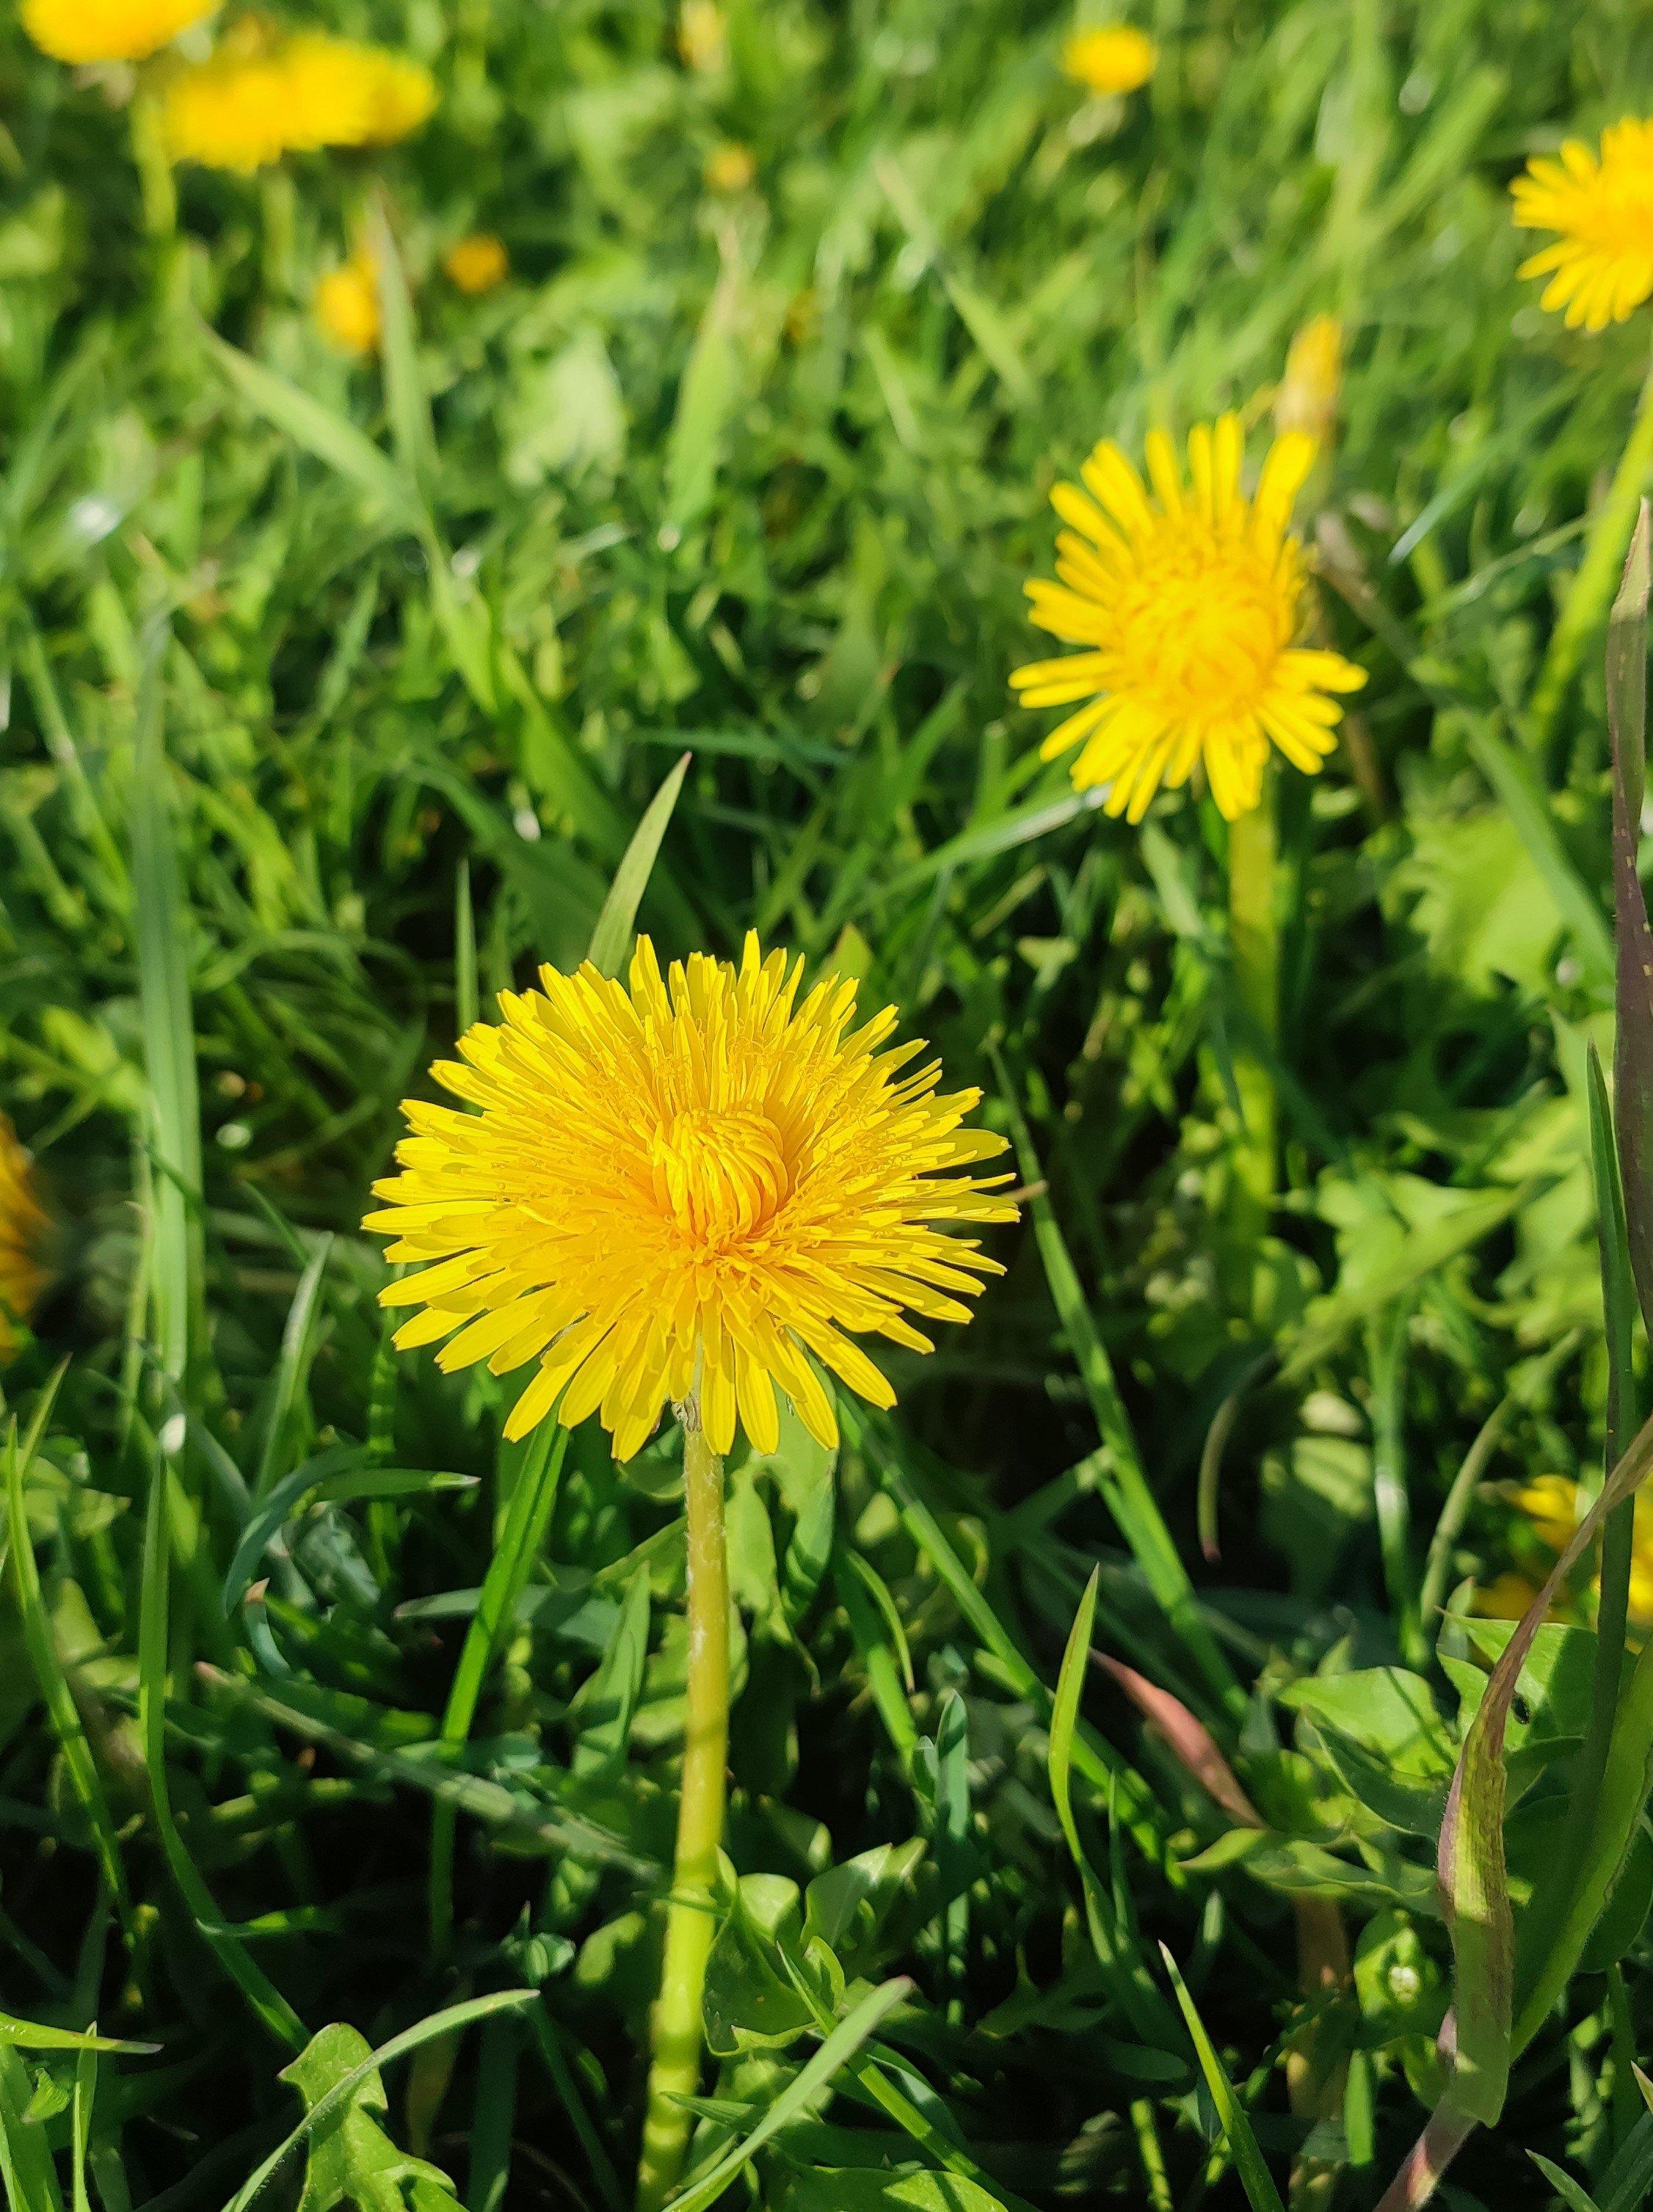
xmin=4 ymin=2 xmax=1653 ymax=2209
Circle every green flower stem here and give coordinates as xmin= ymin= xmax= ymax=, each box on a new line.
xmin=1227 ymin=779 xmax=1279 ymax=1246
xmin=129 ymin=95 xmax=176 ymax=240
xmin=635 ymin=1400 xmax=729 ymax=2212
xmin=1527 ymin=341 xmax=1653 ymax=754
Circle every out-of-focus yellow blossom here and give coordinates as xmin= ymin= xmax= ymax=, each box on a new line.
xmin=280 ymin=32 xmax=436 ymax=150
xmin=315 ymin=252 xmax=381 ymax=355
xmin=1274 ymin=314 xmax=1344 ymax=449
xmin=1473 ymin=1573 xmax=1544 ymax=1622
xmin=704 ymin=141 xmax=755 ymax=193
xmin=161 ymin=20 xmax=435 ymax=171
xmin=676 ymin=0 xmax=727 ymax=73
xmin=1508 ymin=1474 xmax=1653 ymax=1622
xmin=1011 ymin=415 xmax=1367 ymax=823
xmin=1511 ymin=121 xmax=1653 ymax=332
xmin=443 ymin=233 xmax=509 ymax=295
xmin=21 ymin=0 xmax=214 ymax=65
xmin=0 ymin=1116 xmax=46 ymax=1358
xmin=1060 ymin=24 xmax=1156 ymax=96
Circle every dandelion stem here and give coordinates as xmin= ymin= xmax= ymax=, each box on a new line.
xmin=1227 ymin=779 xmax=1279 ymax=1249
xmin=129 ymin=96 xmax=176 ymax=240
xmin=634 ymin=1399 xmax=728 ymax=2212
xmin=1527 ymin=340 xmax=1653 ymax=754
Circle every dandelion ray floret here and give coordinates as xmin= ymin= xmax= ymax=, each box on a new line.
xmin=365 ymin=936 xmax=1016 ymax=1462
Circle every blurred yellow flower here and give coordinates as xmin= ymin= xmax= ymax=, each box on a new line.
xmin=1473 ymin=1572 xmax=1544 ymax=1622
xmin=21 ymin=0 xmax=214 ymax=64
xmin=1275 ymin=313 xmax=1343 ymax=448
xmin=0 ymin=1116 xmax=46 ymax=1358
xmin=281 ymin=32 xmax=436 ymax=150
xmin=161 ymin=21 xmax=435 ymax=171
xmin=677 ymin=0 xmax=727 ymax=73
xmin=364 ymin=935 xmax=1015 ymax=1463
xmin=704 ymin=141 xmax=755 ymax=192
xmin=1512 ymin=121 xmax=1653 ymax=332
xmin=1011 ymin=415 xmax=1367 ymax=823
xmin=443 ymin=232 xmax=509 ymax=295
xmin=315 ymin=252 xmax=381 ymax=355
xmin=1061 ymin=23 xmax=1156 ymax=95
xmin=1508 ymin=1474 xmax=1653 ymax=1622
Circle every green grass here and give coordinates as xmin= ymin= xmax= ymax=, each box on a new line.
xmin=5 ymin=0 xmax=1653 ymax=2208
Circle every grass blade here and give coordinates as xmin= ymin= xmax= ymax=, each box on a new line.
xmin=668 ymin=1977 xmax=912 ymax=2212
xmin=587 ymin=751 xmax=691 ymax=977
xmin=130 ymin=622 xmax=200 ymax=1385
xmin=429 ymin=1422 xmax=570 ymax=1949
xmin=201 ymin=324 xmax=416 ymax=525
xmin=1608 ymin=502 xmax=1653 ymax=1335
xmin=1159 ymin=1945 xmax=1285 ymax=2212
xmin=4 ymin=1378 xmax=131 ymax=1923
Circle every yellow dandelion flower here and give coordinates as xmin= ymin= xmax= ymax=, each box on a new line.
xmin=21 ymin=0 xmax=214 ymax=64
xmin=1275 ymin=313 xmax=1343 ymax=448
xmin=1511 ymin=1473 xmax=1653 ymax=1623
xmin=1512 ymin=121 xmax=1653 ymax=332
xmin=443 ymin=232 xmax=509 ymax=295
xmin=1010 ymin=414 xmax=1367 ymax=823
xmin=703 ymin=140 xmax=755 ymax=193
xmin=364 ymin=935 xmax=1016 ymax=1464
xmin=160 ymin=25 xmax=291 ymax=170
xmin=0 ymin=1117 xmax=46 ymax=1358
xmin=314 ymin=252 xmax=381 ymax=355
xmin=677 ymin=0 xmax=727 ymax=73
xmin=280 ymin=32 xmax=436 ymax=150
xmin=161 ymin=22 xmax=434 ymax=170
xmin=1473 ymin=1572 xmax=1544 ymax=1622
xmin=1060 ymin=23 xmax=1156 ymax=96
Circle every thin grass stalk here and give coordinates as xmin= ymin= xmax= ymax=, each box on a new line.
xmin=634 ymin=1397 xmax=728 ymax=2212
xmin=1527 ymin=341 xmax=1653 ymax=754
xmin=1227 ymin=778 xmax=1279 ymax=1252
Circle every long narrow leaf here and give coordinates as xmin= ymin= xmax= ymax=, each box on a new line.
xmin=1159 ymin=1946 xmax=1286 ymax=2212
xmin=1609 ymin=501 xmax=1653 ymax=1334
xmin=587 ymin=751 xmax=691 ymax=977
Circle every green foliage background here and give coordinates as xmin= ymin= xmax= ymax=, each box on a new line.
xmin=4 ymin=0 xmax=1653 ymax=2207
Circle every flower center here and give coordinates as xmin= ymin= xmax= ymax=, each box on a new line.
xmin=650 ymin=1106 xmax=791 ymax=1246
xmin=1113 ymin=528 xmax=1293 ymax=726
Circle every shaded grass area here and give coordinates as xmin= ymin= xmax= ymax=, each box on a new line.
xmin=4 ymin=1 xmax=1653 ymax=2208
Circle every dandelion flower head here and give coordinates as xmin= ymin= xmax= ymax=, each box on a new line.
xmin=677 ymin=0 xmax=727 ymax=74
xmin=280 ymin=32 xmax=435 ymax=150
xmin=366 ymin=935 xmax=1017 ymax=1463
xmin=1060 ymin=24 xmax=1156 ymax=96
xmin=704 ymin=140 xmax=755 ymax=192
xmin=314 ymin=252 xmax=381 ymax=354
xmin=1512 ymin=121 xmax=1653 ymax=332
xmin=1274 ymin=313 xmax=1343 ymax=448
xmin=1510 ymin=1474 xmax=1653 ymax=1621
xmin=1010 ymin=414 xmax=1367 ymax=822
xmin=443 ymin=232 xmax=509 ymax=295
xmin=21 ymin=0 xmax=213 ymax=64
xmin=161 ymin=20 xmax=434 ymax=170
xmin=0 ymin=1116 xmax=46 ymax=1358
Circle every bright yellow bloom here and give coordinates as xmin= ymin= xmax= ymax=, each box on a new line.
xmin=1510 ymin=1474 xmax=1653 ymax=1623
xmin=280 ymin=32 xmax=436 ymax=150
xmin=704 ymin=141 xmax=755 ymax=193
xmin=315 ymin=253 xmax=380 ymax=355
xmin=366 ymin=936 xmax=1015 ymax=1463
xmin=21 ymin=0 xmax=213 ymax=63
xmin=1060 ymin=24 xmax=1156 ymax=95
xmin=443 ymin=233 xmax=509 ymax=295
xmin=1512 ymin=121 xmax=1653 ymax=332
xmin=0 ymin=1117 xmax=45 ymax=1358
xmin=1011 ymin=415 xmax=1367 ymax=823
xmin=677 ymin=0 xmax=727 ymax=73
xmin=161 ymin=21 xmax=434 ymax=171
xmin=1275 ymin=314 xmax=1343 ymax=448
xmin=1474 ymin=1572 xmax=1543 ymax=1622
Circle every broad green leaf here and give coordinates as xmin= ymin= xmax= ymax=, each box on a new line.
xmin=781 ymin=2170 xmax=1007 ymax=2212
xmin=279 ymin=2023 xmax=459 ymax=2212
